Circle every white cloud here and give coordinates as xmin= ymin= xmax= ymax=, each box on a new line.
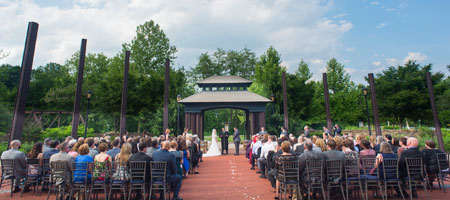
xmin=403 ymin=52 xmax=428 ymax=63
xmin=376 ymin=23 xmax=386 ymax=28
xmin=345 ymin=47 xmax=355 ymax=52
xmin=333 ymin=13 xmax=347 ymax=18
xmin=310 ymin=59 xmax=325 ymax=65
xmin=0 ymin=0 xmax=353 ymax=70
xmin=386 ymin=58 xmax=399 ymax=66
xmin=372 ymin=61 xmax=381 ymax=66
xmin=371 ymin=1 xmax=380 ymax=5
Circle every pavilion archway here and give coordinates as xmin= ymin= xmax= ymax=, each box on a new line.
xmin=180 ymin=76 xmax=271 ymax=140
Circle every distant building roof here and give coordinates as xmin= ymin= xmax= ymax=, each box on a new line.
xmin=197 ymin=75 xmax=252 ymax=85
xmin=180 ymin=91 xmax=271 ymax=103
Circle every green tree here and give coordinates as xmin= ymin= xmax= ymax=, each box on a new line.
xmin=375 ymin=61 xmax=445 ymax=127
xmin=326 ymin=58 xmax=351 ymax=94
xmin=124 ymin=20 xmax=177 ymax=74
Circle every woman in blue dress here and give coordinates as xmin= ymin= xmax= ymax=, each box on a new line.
xmin=74 ymin=144 xmax=94 ymax=182
xmin=178 ymin=139 xmax=190 ymax=177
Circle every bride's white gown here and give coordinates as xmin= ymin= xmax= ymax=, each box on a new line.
xmin=203 ymin=130 xmax=222 ymax=157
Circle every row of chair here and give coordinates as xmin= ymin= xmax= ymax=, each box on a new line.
xmin=276 ymin=153 xmax=450 ymax=200
xmin=0 ymin=159 xmax=173 ymax=200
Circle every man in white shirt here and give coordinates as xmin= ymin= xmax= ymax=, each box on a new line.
xmin=250 ymin=135 xmax=262 ymax=170
xmin=257 ymin=135 xmax=277 ymax=178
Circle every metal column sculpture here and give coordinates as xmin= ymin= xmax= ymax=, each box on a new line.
xmin=71 ymin=39 xmax=87 ymax=138
xmin=163 ymin=58 xmax=170 ymax=132
xmin=282 ymin=71 xmax=289 ymax=131
xmin=426 ymin=72 xmax=445 ymax=152
xmin=120 ymin=51 xmax=130 ymax=142
xmin=9 ymin=22 xmax=39 ymax=147
xmin=322 ymin=73 xmax=333 ymax=132
xmin=368 ymin=73 xmax=382 ymax=136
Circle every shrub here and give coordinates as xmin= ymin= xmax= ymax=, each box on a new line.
xmin=40 ymin=125 xmax=94 ymax=141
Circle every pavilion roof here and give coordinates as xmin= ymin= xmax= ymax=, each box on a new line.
xmin=179 ymin=91 xmax=271 ymax=103
xmin=197 ymin=75 xmax=252 ymax=85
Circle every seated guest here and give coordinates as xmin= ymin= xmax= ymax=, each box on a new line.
xmin=67 ymin=140 xmax=78 ymax=157
xmin=258 ymin=135 xmax=277 ymax=178
xmin=323 ymin=139 xmax=345 ymax=161
xmin=399 ymin=137 xmax=424 ymax=198
xmin=129 ymin=142 xmax=152 ymax=182
xmin=146 ymin=137 xmax=159 ymax=158
xmin=397 ymin=137 xmax=408 ymax=156
xmin=314 ymin=138 xmax=327 ymax=152
xmin=360 ymin=139 xmax=376 ymax=157
xmin=27 ymin=142 xmax=44 ymax=172
xmin=112 ymin=143 xmax=131 ymax=181
xmin=43 ymin=140 xmax=60 ymax=159
xmin=85 ymin=138 xmax=99 ymax=158
xmin=188 ymin=136 xmax=200 ymax=174
xmin=273 ymin=141 xmax=297 ymax=199
xmin=391 ymin=138 xmax=400 ymax=154
xmin=299 ymin=140 xmax=324 ymax=182
xmin=373 ymin=136 xmax=385 ymax=153
xmin=153 ymin=141 xmax=183 ymax=200
xmin=342 ymin=139 xmax=358 ymax=160
xmin=355 ymin=135 xmax=363 ymax=152
xmin=251 ymin=135 xmax=262 ymax=170
xmin=49 ymin=142 xmax=74 ymax=187
xmin=43 ymin=138 xmax=52 ymax=153
xmin=94 ymin=143 xmax=112 ymax=181
xmin=70 ymin=140 xmax=84 ymax=158
xmin=106 ymin=139 xmax=121 ymax=159
xmin=178 ymin=139 xmax=190 ymax=178
xmin=169 ymin=141 xmax=183 ymax=176
xmin=422 ymin=140 xmax=444 ymax=186
xmin=372 ymin=141 xmax=397 ymax=176
xmin=74 ymin=144 xmax=93 ymax=182
xmin=1 ymin=140 xmax=27 ymax=193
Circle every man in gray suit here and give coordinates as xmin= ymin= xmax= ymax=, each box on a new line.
xmin=322 ymin=139 xmax=345 ymax=161
xmin=233 ymin=127 xmax=240 ymax=155
xmin=1 ymin=140 xmax=27 ymax=192
xmin=49 ymin=142 xmax=74 ymax=187
xmin=298 ymin=140 xmax=324 ymax=182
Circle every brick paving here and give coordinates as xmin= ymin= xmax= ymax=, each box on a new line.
xmin=2 ymin=153 xmax=450 ymax=200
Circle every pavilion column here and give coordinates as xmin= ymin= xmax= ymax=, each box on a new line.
xmin=191 ymin=113 xmax=196 ymax=135
xmin=198 ymin=113 xmax=204 ymax=140
xmin=185 ymin=113 xmax=190 ymax=131
xmin=249 ymin=112 xmax=255 ymax=136
xmin=259 ymin=112 xmax=266 ymax=130
xmin=245 ymin=110 xmax=250 ymax=139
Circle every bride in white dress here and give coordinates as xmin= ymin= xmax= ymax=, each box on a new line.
xmin=203 ymin=129 xmax=222 ymax=157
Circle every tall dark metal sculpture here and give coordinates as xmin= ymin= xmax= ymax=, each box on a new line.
xmin=322 ymin=73 xmax=333 ymax=132
xmin=120 ymin=51 xmax=130 ymax=141
xmin=71 ymin=39 xmax=87 ymax=138
xmin=163 ymin=58 xmax=170 ymax=132
xmin=282 ymin=71 xmax=289 ymax=131
xmin=426 ymin=72 xmax=445 ymax=152
xmin=368 ymin=73 xmax=382 ymax=136
xmin=9 ymin=22 xmax=39 ymax=148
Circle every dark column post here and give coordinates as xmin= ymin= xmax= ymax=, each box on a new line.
xmin=185 ymin=113 xmax=190 ymax=130
xmin=282 ymin=71 xmax=289 ymax=131
xmin=249 ymin=112 xmax=255 ymax=136
xmin=163 ymin=58 xmax=170 ymax=132
xmin=71 ymin=39 xmax=87 ymax=139
xmin=9 ymin=22 xmax=39 ymax=146
xmin=323 ymin=73 xmax=333 ymax=132
xmin=368 ymin=73 xmax=382 ymax=136
xmin=259 ymin=112 xmax=266 ymax=129
xmin=426 ymin=72 xmax=445 ymax=152
xmin=120 ymin=51 xmax=130 ymax=141
xmin=245 ymin=110 xmax=250 ymax=140
xmin=191 ymin=113 xmax=196 ymax=135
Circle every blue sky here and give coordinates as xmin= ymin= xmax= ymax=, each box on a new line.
xmin=0 ymin=0 xmax=449 ymax=84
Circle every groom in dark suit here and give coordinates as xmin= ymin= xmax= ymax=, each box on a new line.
xmin=233 ymin=127 xmax=240 ymax=155
xmin=220 ymin=128 xmax=229 ymax=155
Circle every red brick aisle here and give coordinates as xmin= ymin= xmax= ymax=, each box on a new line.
xmin=180 ymin=154 xmax=274 ymax=200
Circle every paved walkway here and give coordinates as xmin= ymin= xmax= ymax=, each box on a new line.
xmin=180 ymin=154 xmax=273 ymax=200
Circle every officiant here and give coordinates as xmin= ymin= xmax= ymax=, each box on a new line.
xmin=220 ymin=127 xmax=229 ymax=154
